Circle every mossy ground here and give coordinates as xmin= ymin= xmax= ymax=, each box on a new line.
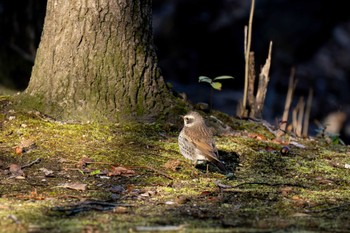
xmin=1 ymin=95 xmax=350 ymax=233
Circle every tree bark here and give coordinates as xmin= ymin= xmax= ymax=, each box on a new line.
xmin=24 ymin=0 xmax=173 ymax=122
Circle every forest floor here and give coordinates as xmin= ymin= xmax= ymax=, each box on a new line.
xmin=1 ymin=95 xmax=350 ymax=233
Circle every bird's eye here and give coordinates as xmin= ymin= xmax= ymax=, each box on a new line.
xmin=185 ymin=117 xmax=193 ymax=124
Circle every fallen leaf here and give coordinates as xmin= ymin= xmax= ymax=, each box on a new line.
xmin=108 ymin=185 xmax=125 ymax=194
xmin=279 ymin=186 xmax=293 ymax=197
xmin=134 ymin=225 xmax=185 ymax=232
xmin=76 ymin=156 xmax=94 ymax=169
xmin=292 ymin=213 xmax=310 ymax=217
xmin=90 ymin=169 xmax=101 ymax=175
xmin=108 ymin=166 xmax=135 ymax=177
xmin=315 ymin=176 xmax=333 ymax=185
xmin=39 ymin=168 xmax=54 ymax=177
xmin=15 ymin=139 xmax=37 ymax=154
xmin=9 ymin=164 xmax=25 ymax=177
xmin=248 ymin=133 xmax=267 ymax=141
xmin=163 ymin=160 xmax=181 ymax=171
xmin=57 ymin=182 xmax=87 ymax=191
xmin=113 ymin=206 xmax=128 ymax=214
xmin=15 ymin=147 xmax=23 ymax=155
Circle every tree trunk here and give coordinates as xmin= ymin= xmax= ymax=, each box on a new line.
xmin=24 ymin=0 xmax=173 ymax=122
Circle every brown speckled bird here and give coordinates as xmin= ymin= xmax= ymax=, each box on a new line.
xmin=178 ymin=111 xmax=226 ymax=171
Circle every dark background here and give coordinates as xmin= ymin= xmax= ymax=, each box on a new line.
xmin=1 ymin=0 xmax=350 ymax=141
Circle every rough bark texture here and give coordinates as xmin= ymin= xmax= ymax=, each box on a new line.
xmin=25 ymin=0 xmax=173 ymax=122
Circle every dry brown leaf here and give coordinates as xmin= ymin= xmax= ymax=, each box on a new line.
xmin=57 ymin=182 xmax=87 ymax=191
xmin=39 ymin=168 xmax=54 ymax=177
xmin=15 ymin=139 xmax=37 ymax=154
xmin=9 ymin=164 xmax=25 ymax=177
xmin=279 ymin=186 xmax=293 ymax=197
xmin=108 ymin=166 xmax=135 ymax=177
xmin=163 ymin=159 xmax=181 ymax=171
xmin=76 ymin=156 xmax=94 ymax=169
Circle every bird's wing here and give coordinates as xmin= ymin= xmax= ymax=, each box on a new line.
xmin=183 ymin=129 xmax=221 ymax=162
xmin=182 ymin=128 xmax=227 ymax=172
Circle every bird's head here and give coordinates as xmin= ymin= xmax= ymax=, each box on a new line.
xmin=182 ymin=111 xmax=204 ymax=127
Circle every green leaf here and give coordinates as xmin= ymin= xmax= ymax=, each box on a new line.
xmin=198 ymin=76 xmax=212 ymax=84
xmin=213 ymin=75 xmax=234 ymax=81
xmin=90 ymin=169 xmax=101 ymax=175
xmin=211 ymin=82 xmax=222 ymax=90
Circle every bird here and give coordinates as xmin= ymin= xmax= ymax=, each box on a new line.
xmin=178 ymin=111 xmax=227 ymax=172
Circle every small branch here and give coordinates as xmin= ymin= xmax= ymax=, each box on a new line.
xmin=307 ymin=202 xmax=350 ymax=213
xmin=21 ymin=158 xmax=41 ymax=169
xmin=233 ymin=182 xmax=308 ymax=189
xmin=215 ymin=181 xmax=308 ymax=189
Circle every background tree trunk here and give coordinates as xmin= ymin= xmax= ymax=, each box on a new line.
xmin=24 ymin=0 xmax=173 ymax=122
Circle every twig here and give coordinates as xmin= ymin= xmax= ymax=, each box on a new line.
xmin=51 ymin=200 xmax=132 ymax=216
xmin=306 ymin=202 xmax=350 ymax=213
xmin=8 ymin=214 xmax=21 ymax=225
xmin=21 ymin=158 xmax=41 ymax=169
xmin=216 ymin=181 xmax=308 ymax=189
xmin=233 ymin=182 xmax=308 ymax=189
xmin=248 ymin=118 xmax=277 ymax=136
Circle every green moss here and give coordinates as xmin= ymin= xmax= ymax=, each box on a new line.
xmin=1 ymin=95 xmax=350 ymax=232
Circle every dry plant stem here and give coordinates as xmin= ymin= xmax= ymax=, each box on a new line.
xmin=294 ymin=97 xmax=305 ymax=137
xmin=244 ymin=26 xmax=248 ymax=58
xmin=252 ymin=41 xmax=273 ymax=118
xmin=247 ymin=52 xmax=256 ymax=110
xmin=292 ymin=104 xmax=298 ymax=135
xmin=302 ymin=88 xmax=313 ymax=137
xmin=242 ymin=0 xmax=255 ymax=117
xmin=277 ymin=68 xmax=297 ymax=138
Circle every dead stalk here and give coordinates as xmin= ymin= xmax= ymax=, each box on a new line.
xmin=252 ymin=41 xmax=273 ymax=118
xmin=242 ymin=0 xmax=255 ymax=117
xmin=295 ymin=97 xmax=305 ymax=137
xmin=302 ymin=88 xmax=313 ymax=137
xmin=247 ymin=52 xmax=256 ymax=109
xmin=277 ymin=68 xmax=297 ymax=138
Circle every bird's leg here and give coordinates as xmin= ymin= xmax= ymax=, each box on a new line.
xmin=195 ymin=159 xmax=209 ymax=172
xmin=192 ymin=160 xmax=198 ymax=169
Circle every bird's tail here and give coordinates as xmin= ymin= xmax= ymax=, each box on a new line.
xmin=211 ymin=158 xmax=228 ymax=173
